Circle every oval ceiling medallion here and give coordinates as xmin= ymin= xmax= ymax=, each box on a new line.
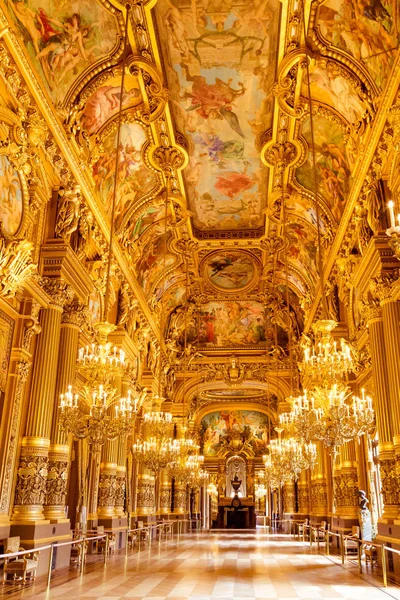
xmin=202 ymin=250 xmax=258 ymax=293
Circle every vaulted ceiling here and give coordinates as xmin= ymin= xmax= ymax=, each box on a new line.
xmin=3 ymin=0 xmax=399 ymax=358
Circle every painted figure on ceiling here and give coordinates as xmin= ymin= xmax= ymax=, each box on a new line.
xmin=180 ymin=63 xmax=246 ymax=137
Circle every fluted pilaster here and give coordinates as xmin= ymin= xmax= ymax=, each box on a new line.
xmin=13 ymin=281 xmax=72 ymax=522
xmin=44 ymin=302 xmax=83 ymax=521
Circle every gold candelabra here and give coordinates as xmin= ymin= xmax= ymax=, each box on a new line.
xmin=59 ymin=384 xmax=140 ymax=451
xmin=281 ymin=387 xmax=374 ymax=456
xmin=299 ymin=320 xmax=355 ymax=385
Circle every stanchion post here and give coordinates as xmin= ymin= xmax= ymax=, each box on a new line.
xmin=382 ymin=547 xmax=388 ymax=587
xmin=80 ymin=537 xmax=86 ymax=575
xmin=310 ymin=527 xmax=313 ymax=549
xmin=340 ymin=533 xmax=344 ymax=564
xmin=47 ymin=543 xmax=54 ymax=589
xmin=357 ymin=540 xmax=362 ymax=574
xmin=326 ymin=530 xmax=330 ymax=556
xmin=125 ymin=529 xmax=129 ymax=557
xmin=104 ymin=536 xmax=109 ymax=564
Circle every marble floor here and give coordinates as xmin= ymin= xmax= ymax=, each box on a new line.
xmin=3 ymin=532 xmax=400 ymax=600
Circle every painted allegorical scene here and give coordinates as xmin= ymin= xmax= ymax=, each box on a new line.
xmin=92 ymin=123 xmax=158 ymax=229
xmin=285 ymin=221 xmax=318 ymax=286
xmin=204 ymin=250 xmax=256 ymax=290
xmin=0 ymin=155 xmax=23 ymax=236
xmin=154 ymin=0 xmax=281 ymax=232
xmin=302 ymin=60 xmax=366 ymax=126
xmin=316 ymin=0 xmax=399 ymax=89
xmin=295 ymin=115 xmax=351 ymax=223
xmin=201 ymin=410 xmax=270 ymax=456
xmin=135 ymin=233 xmax=176 ymax=295
xmin=169 ymin=300 xmax=288 ymax=348
xmin=6 ymin=0 xmax=120 ymax=102
xmin=81 ymin=73 xmax=141 ymax=135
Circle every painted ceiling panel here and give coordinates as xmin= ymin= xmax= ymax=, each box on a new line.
xmin=6 ymin=0 xmax=121 ymax=103
xmin=153 ymin=0 xmax=281 ymax=235
xmin=315 ymin=0 xmax=399 ymax=89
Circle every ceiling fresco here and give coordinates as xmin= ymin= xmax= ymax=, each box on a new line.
xmin=314 ymin=0 xmax=399 ymax=89
xmin=295 ymin=114 xmax=351 ymax=224
xmin=2 ymin=0 xmax=400 ymax=411
xmin=153 ymin=0 xmax=281 ymax=235
xmin=202 ymin=250 xmax=258 ymax=292
xmin=81 ymin=72 xmax=142 ymax=135
xmin=6 ymin=0 xmax=121 ymax=102
xmin=92 ymin=122 xmax=159 ymax=229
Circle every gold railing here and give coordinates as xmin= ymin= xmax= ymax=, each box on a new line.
xmin=297 ymin=523 xmax=398 ymax=588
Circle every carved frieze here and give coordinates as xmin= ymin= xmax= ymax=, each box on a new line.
xmin=14 ymin=453 xmax=48 ymax=507
xmin=98 ymin=473 xmax=117 ymax=508
xmin=45 ymin=461 xmax=68 ymax=507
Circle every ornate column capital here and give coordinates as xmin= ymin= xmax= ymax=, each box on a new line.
xmin=40 ymin=277 xmax=74 ymax=309
xmin=359 ymin=296 xmax=383 ymax=322
xmin=370 ymin=272 xmax=399 ymax=304
xmin=61 ymin=300 xmax=90 ymax=327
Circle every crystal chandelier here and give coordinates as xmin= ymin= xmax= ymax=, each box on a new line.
xmin=263 ymin=428 xmax=316 ymax=488
xmin=312 ymin=386 xmax=374 ymax=455
xmin=280 ymin=389 xmax=323 ymax=443
xmin=59 ymin=385 xmax=140 ymax=451
xmin=132 ymin=438 xmax=179 ymax=472
xmin=281 ymin=387 xmax=374 ymax=456
xmin=186 ymin=465 xmax=208 ymax=490
xmin=78 ymin=339 xmax=126 ymax=381
xmin=299 ymin=320 xmax=355 ymax=385
xmin=132 ymin=401 xmax=177 ymax=472
xmin=167 ymin=438 xmax=199 ymax=483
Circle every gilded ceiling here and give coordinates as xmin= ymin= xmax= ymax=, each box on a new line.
xmin=1 ymin=0 xmax=399 ymax=364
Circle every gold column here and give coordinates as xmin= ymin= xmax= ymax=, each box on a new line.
xmin=44 ymin=302 xmax=84 ymax=521
xmin=361 ymin=298 xmax=400 ymax=519
xmin=98 ymin=370 xmax=121 ymax=519
xmin=173 ymin=480 xmax=187 ymax=514
xmin=13 ymin=281 xmax=73 ymax=523
xmin=98 ymin=448 xmax=118 ymax=519
xmin=310 ymin=441 xmax=328 ymax=520
xmin=115 ymin=437 xmax=127 ymax=517
xmin=283 ymin=482 xmax=295 ymax=514
xmin=297 ymin=469 xmax=310 ymax=516
xmin=335 ymin=442 xmax=359 ymax=519
xmin=136 ymin=468 xmax=155 ymax=516
xmin=160 ymin=470 xmax=172 ymax=515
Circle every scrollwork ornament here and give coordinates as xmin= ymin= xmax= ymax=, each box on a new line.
xmin=380 ymin=459 xmax=400 ymax=507
xmin=22 ymin=302 xmax=41 ymax=349
xmin=150 ymin=145 xmax=185 ymax=175
xmin=0 ymin=236 xmax=36 ymax=297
